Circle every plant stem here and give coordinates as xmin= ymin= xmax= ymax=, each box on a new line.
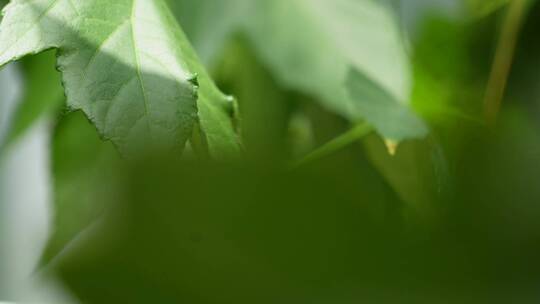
xmin=484 ymin=0 xmax=528 ymax=126
xmin=293 ymin=123 xmax=372 ymax=168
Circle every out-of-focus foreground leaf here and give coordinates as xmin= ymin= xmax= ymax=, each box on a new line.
xmin=49 ymin=159 xmax=401 ymax=304
xmin=48 ymin=145 xmax=540 ymax=303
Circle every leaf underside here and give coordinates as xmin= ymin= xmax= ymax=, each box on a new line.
xmin=172 ymin=0 xmax=428 ymax=143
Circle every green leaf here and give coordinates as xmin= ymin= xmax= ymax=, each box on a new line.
xmin=0 ymin=0 xmax=239 ymax=156
xmin=171 ymin=0 xmax=427 ymax=143
xmin=240 ymin=0 xmax=426 ymax=142
xmin=345 ymin=68 xmax=428 ymax=142
xmin=52 ymin=159 xmax=405 ymax=304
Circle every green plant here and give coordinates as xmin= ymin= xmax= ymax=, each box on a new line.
xmin=1 ymin=0 xmax=540 ymax=303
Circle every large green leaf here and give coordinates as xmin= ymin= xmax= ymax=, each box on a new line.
xmin=172 ymin=0 xmax=427 ymax=143
xmin=0 ymin=0 xmax=239 ymax=156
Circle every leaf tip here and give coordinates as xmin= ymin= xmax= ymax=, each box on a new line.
xmin=384 ymin=139 xmax=399 ymax=156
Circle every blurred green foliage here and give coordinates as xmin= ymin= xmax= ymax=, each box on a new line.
xmin=467 ymin=0 xmax=512 ymax=17
xmin=1 ymin=0 xmax=540 ymax=303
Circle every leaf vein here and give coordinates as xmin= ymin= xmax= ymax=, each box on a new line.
xmin=0 ymin=0 xmax=62 ymax=59
xmin=130 ymin=0 xmax=152 ymax=136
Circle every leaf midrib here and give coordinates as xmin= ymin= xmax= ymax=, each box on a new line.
xmin=130 ymin=0 xmax=152 ymax=135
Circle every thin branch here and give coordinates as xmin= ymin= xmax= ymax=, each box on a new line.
xmin=484 ymin=0 xmax=528 ymax=126
xmin=292 ymin=123 xmax=372 ymax=168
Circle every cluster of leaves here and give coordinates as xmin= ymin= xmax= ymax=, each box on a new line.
xmin=2 ymin=0 xmax=540 ymax=303
xmin=0 ymin=0 xmax=429 ymax=259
